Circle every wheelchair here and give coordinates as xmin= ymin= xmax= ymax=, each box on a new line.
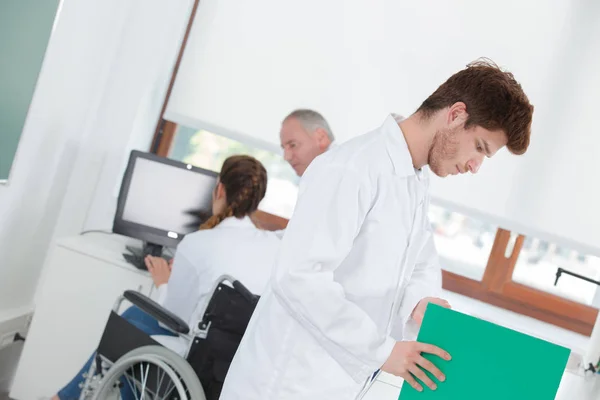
xmin=78 ymin=275 xmax=259 ymax=400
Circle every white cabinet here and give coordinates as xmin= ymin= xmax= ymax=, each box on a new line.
xmin=10 ymin=233 xmax=154 ymax=400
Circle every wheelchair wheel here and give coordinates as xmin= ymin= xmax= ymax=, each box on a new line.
xmin=91 ymin=345 xmax=206 ymax=400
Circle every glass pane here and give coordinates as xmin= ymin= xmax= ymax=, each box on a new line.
xmin=429 ymin=204 xmax=497 ymax=281
xmin=168 ymin=125 xmax=299 ymax=219
xmin=513 ymin=240 xmax=600 ymax=305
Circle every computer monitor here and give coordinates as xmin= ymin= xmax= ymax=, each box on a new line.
xmin=113 ymin=150 xmax=218 ymax=265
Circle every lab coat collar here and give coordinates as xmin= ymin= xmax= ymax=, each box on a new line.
xmin=382 ymin=114 xmax=420 ymax=178
xmin=214 ymin=215 xmax=255 ymax=229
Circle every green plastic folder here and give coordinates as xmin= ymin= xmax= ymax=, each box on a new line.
xmin=398 ymin=304 xmax=570 ymax=400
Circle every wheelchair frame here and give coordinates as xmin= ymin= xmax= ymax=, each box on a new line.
xmin=78 ymin=274 xmax=258 ymax=400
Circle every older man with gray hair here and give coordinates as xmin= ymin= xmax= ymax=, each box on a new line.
xmin=280 ymin=109 xmax=335 ymax=176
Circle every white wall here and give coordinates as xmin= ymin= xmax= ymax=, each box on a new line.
xmin=165 ymin=0 xmax=600 ymax=255
xmin=0 ymin=0 xmax=192 ymax=320
xmin=506 ymin=1 xmax=600 ymax=254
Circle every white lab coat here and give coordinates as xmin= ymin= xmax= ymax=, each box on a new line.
xmin=151 ymin=216 xmax=280 ymax=354
xmin=220 ymin=115 xmax=442 ymax=400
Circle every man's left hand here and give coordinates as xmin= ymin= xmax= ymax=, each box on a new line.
xmin=411 ymin=297 xmax=451 ymax=326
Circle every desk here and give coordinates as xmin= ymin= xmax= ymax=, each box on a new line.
xmin=10 ymin=233 xmax=154 ymax=400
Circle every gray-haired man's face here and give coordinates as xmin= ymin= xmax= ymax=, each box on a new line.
xmin=280 ymin=117 xmax=329 ymax=176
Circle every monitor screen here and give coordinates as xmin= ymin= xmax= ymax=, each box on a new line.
xmin=113 ymin=151 xmax=218 ymax=248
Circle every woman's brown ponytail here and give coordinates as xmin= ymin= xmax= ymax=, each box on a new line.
xmin=199 ymin=155 xmax=268 ymax=230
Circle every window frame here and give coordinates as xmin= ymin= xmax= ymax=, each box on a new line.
xmin=443 ymin=229 xmax=597 ymax=335
xmin=153 ymin=120 xmax=178 ymax=157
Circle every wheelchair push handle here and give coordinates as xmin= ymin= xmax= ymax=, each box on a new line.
xmin=215 ymin=275 xmax=257 ymax=304
xmin=232 ymin=280 xmax=257 ymax=304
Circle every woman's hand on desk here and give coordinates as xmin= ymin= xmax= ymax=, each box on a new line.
xmin=145 ymin=256 xmax=173 ymax=286
xmin=411 ymin=297 xmax=451 ymax=326
xmin=381 ymin=341 xmax=451 ymax=392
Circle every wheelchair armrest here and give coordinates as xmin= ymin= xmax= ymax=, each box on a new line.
xmin=123 ymin=290 xmax=190 ymax=334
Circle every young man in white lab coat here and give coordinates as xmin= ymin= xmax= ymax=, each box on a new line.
xmin=220 ymin=59 xmax=534 ymax=400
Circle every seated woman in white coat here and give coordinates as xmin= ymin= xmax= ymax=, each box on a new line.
xmin=147 ymin=154 xmax=281 ymax=329
xmin=52 ymin=155 xmax=281 ymax=400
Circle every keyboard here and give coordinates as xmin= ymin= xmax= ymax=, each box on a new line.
xmin=122 ymin=252 xmax=172 ymax=271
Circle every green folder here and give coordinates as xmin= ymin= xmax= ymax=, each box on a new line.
xmin=398 ymin=304 xmax=570 ymax=400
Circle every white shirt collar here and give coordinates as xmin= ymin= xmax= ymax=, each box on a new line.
xmin=214 ymin=215 xmax=256 ymax=229
xmin=383 ymin=114 xmax=420 ymax=178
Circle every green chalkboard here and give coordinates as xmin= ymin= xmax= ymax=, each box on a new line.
xmin=0 ymin=0 xmax=59 ymax=181
xmin=399 ymin=304 xmax=570 ymax=400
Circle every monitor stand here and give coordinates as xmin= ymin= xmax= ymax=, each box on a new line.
xmin=123 ymin=242 xmax=171 ymax=270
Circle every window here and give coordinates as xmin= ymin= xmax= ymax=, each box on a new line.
xmin=429 ymin=204 xmax=497 ymax=281
xmin=168 ymin=125 xmax=299 ymax=219
xmin=152 ymin=120 xmax=600 ymax=336
xmin=513 ymin=239 xmax=600 ymax=305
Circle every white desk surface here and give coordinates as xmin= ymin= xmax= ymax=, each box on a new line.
xmin=56 ymin=232 xmax=152 ymax=274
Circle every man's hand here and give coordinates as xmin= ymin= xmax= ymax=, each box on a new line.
xmin=145 ymin=256 xmax=173 ymax=287
xmin=381 ymin=341 xmax=451 ymax=392
xmin=411 ymin=297 xmax=451 ymax=326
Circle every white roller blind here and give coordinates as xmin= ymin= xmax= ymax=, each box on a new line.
xmin=166 ymin=0 xmax=600 ymax=255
